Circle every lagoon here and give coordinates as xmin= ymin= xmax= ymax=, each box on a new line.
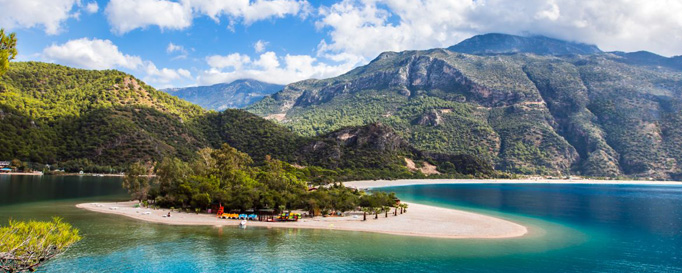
xmin=1 ymin=175 xmax=681 ymax=272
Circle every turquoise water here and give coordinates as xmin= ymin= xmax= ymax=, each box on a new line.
xmin=1 ymin=175 xmax=681 ymax=272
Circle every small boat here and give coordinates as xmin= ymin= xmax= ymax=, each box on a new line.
xmin=239 ymin=220 xmax=247 ymax=228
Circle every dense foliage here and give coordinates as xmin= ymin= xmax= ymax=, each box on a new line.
xmin=126 ymin=144 xmax=399 ymax=215
xmin=0 ymin=218 xmax=81 ymax=273
xmin=0 ymin=62 xmax=206 ymax=167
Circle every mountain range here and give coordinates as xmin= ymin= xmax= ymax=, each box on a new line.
xmin=162 ymin=79 xmax=283 ymax=110
xmin=248 ymin=33 xmax=682 ymax=179
xmin=3 ymin=33 xmax=681 ymax=180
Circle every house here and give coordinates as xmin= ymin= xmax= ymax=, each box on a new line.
xmin=0 ymin=161 xmax=10 ymax=168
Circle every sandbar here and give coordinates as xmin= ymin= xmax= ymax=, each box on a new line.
xmin=76 ymin=201 xmax=528 ymax=239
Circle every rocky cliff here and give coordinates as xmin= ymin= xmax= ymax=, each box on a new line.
xmin=248 ymin=34 xmax=682 ymax=179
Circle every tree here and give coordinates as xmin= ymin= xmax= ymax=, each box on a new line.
xmin=0 ymin=218 xmax=81 ymax=273
xmin=122 ymin=162 xmax=150 ymax=202
xmin=361 ymin=207 xmax=372 ymax=221
xmin=399 ymin=203 xmax=409 ymax=214
xmin=0 ymin=29 xmax=17 ymax=76
xmin=383 ymin=205 xmax=391 ymax=218
xmin=155 ymin=157 xmax=192 ymax=196
xmin=9 ymin=159 xmax=21 ymax=170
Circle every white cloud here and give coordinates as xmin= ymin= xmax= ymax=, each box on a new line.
xmin=166 ymin=43 xmax=189 ymax=60
xmin=144 ymin=62 xmax=192 ymax=84
xmin=316 ymin=0 xmax=682 ymax=58
xmin=84 ymin=1 xmax=99 ymax=14
xmin=206 ymin=53 xmax=252 ymax=70
xmin=104 ymin=0 xmax=311 ymax=34
xmin=190 ymin=0 xmax=312 ymax=24
xmin=197 ymin=51 xmax=354 ymax=85
xmin=167 ymin=43 xmax=184 ymax=54
xmin=254 ymin=40 xmax=269 ymax=53
xmin=0 ymin=0 xmax=79 ymax=34
xmin=105 ymin=0 xmax=193 ymax=34
xmin=254 ymin=51 xmax=280 ymax=70
xmin=42 ymin=38 xmax=143 ymax=70
xmin=42 ymin=38 xmax=191 ymax=86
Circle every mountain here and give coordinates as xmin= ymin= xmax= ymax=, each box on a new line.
xmin=610 ymin=51 xmax=682 ymax=71
xmin=0 ymin=62 xmax=491 ymax=178
xmin=248 ymin=34 xmax=682 ymax=179
xmin=163 ymin=79 xmax=283 ymax=110
xmin=448 ymin=33 xmax=602 ymax=56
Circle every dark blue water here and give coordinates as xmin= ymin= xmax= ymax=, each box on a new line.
xmin=2 ymin=176 xmax=682 ymax=272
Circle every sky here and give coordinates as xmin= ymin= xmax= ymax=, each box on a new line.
xmin=1 ymin=0 xmax=681 ymax=88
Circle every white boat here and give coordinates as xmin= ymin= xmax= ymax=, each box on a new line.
xmin=239 ymin=220 xmax=247 ymax=228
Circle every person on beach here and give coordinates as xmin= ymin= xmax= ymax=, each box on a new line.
xmin=167 ymin=212 xmax=171 ymax=218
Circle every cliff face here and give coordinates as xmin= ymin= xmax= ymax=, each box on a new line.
xmin=248 ymin=35 xmax=682 ymax=179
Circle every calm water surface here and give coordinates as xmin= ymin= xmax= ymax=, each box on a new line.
xmin=1 ymin=175 xmax=681 ymax=272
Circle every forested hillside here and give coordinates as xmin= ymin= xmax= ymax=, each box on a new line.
xmin=248 ymin=34 xmax=682 ymax=179
xmin=0 ymin=62 xmax=491 ymax=178
xmin=0 ymin=62 xmax=207 ymax=167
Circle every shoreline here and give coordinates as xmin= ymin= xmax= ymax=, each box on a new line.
xmin=76 ymin=201 xmax=528 ymax=239
xmin=0 ymin=172 xmax=44 ymax=176
xmin=344 ymin=178 xmax=682 ymax=189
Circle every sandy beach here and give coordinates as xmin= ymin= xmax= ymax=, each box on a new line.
xmin=344 ymin=178 xmax=682 ymax=189
xmin=77 ymin=201 xmax=528 ymax=239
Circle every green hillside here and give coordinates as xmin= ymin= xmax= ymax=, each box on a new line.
xmin=0 ymin=62 xmax=491 ymax=178
xmin=0 ymin=62 xmax=207 ymax=166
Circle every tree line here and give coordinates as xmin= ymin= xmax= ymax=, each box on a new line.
xmin=123 ymin=144 xmax=400 ymax=217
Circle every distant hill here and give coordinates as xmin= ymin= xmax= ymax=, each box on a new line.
xmin=163 ymin=79 xmax=283 ymax=110
xmin=610 ymin=51 xmax=682 ymax=71
xmin=0 ymin=62 xmax=490 ymax=178
xmin=249 ymin=34 xmax=682 ymax=179
xmin=448 ymin=33 xmax=602 ymax=56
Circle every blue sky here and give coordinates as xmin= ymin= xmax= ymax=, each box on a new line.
xmin=2 ymin=0 xmax=681 ymax=88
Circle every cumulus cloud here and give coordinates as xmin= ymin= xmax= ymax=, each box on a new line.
xmin=144 ymin=62 xmax=192 ymax=85
xmin=84 ymin=1 xmax=99 ymax=14
xmin=191 ymin=0 xmax=312 ymax=24
xmin=254 ymin=40 xmax=269 ymax=53
xmin=197 ymin=51 xmax=353 ymax=85
xmin=206 ymin=53 xmax=252 ymax=70
xmin=43 ymin=38 xmax=143 ymax=70
xmin=105 ymin=0 xmax=193 ymax=34
xmin=42 ymin=38 xmax=191 ymax=86
xmin=105 ymin=0 xmax=311 ymax=34
xmin=316 ymin=0 xmax=682 ymax=58
xmin=0 ymin=0 xmax=79 ymax=34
